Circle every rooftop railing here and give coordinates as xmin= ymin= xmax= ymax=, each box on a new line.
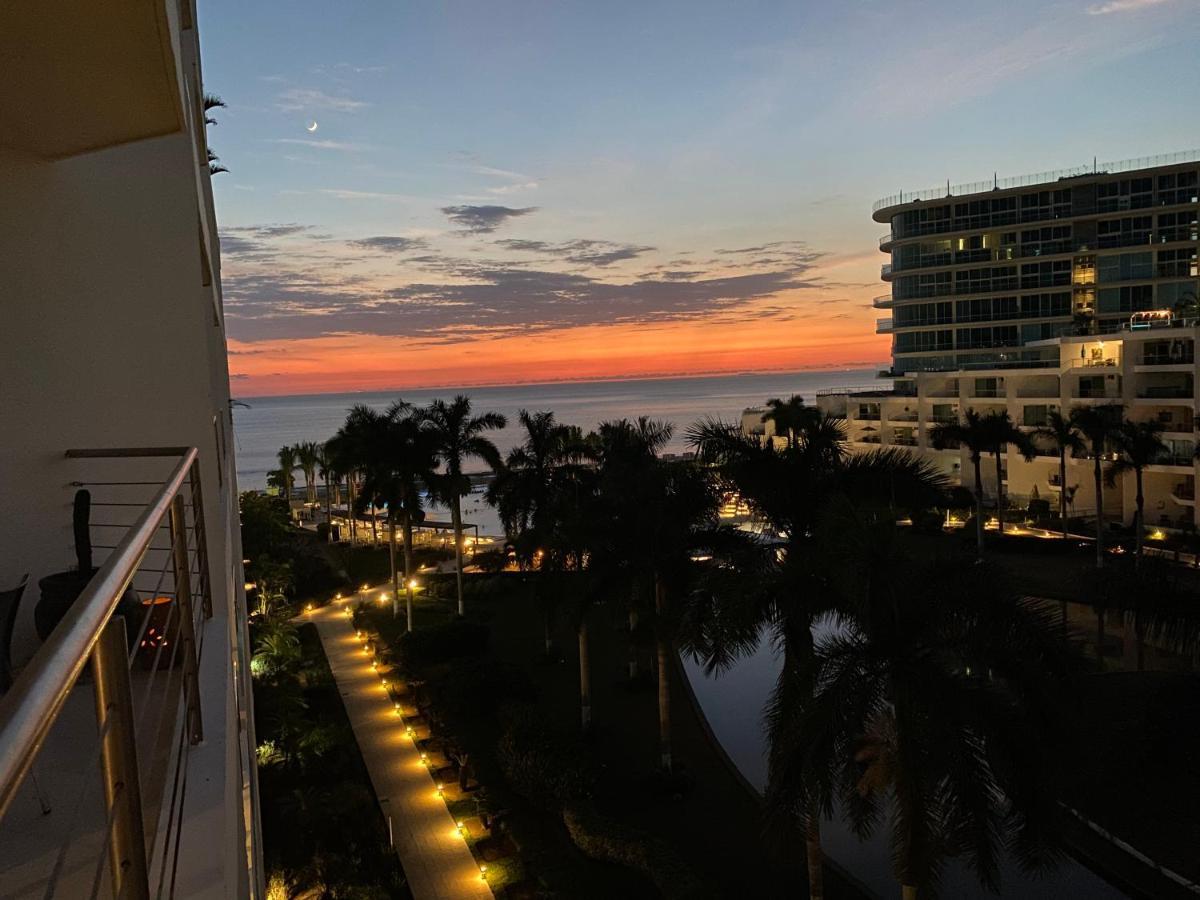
xmin=0 ymin=448 xmax=215 ymax=900
xmin=873 ymin=149 xmax=1200 ymax=214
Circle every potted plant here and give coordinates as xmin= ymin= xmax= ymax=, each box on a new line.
xmin=36 ymin=490 xmax=137 ymax=640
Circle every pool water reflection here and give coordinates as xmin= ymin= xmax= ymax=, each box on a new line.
xmin=681 ymin=635 xmax=1129 ymax=899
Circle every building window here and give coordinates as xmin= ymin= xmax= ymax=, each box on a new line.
xmin=1158 ymin=210 xmax=1199 ymax=244
xmin=1158 ymin=248 xmax=1198 ymax=278
xmin=957 ymin=325 xmax=1019 ymax=350
xmin=1097 ymin=216 xmax=1153 ymax=249
xmin=1020 ymin=259 xmax=1072 ymax=288
xmin=955 ymin=266 xmax=1018 ymax=295
xmin=1157 ymin=171 xmax=1198 ymax=206
xmin=1097 ymin=252 xmax=1153 ymax=283
xmin=1023 ymin=405 xmax=1050 ymax=427
xmin=1097 ymin=177 xmax=1154 ymax=213
xmin=896 ymin=329 xmax=953 ymax=353
xmin=1097 ymin=284 xmax=1154 ymax=313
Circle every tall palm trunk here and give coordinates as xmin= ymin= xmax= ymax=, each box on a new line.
xmin=578 ymin=617 xmax=591 ymax=730
xmin=971 ymin=451 xmax=985 ymax=560
xmin=370 ymin=502 xmax=379 ymax=546
xmin=1058 ymin=450 xmax=1069 ymax=540
xmin=901 ymin=887 xmax=918 ymax=900
xmin=451 ymin=493 xmax=465 ymax=617
xmin=324 ymin=470 xmax=333 ymax=532
xmin=403 ymin=515 xmax=415 ymax=633
xmin=654 ymin=575 xmax=672 ymax=772
xmin=1134 ymin=467 xmax=1144 ymax=565
xmin=1092 ymin=451 xmax=1105 ymax=569
xmin=993 ymin=448 xmax=1005 ymax=536
xmin=627 ymin=607 xmax=639 ymax=680
xmin=347 ymin=475 xmax=357 ymax=543
xmin=805 ymin=814 xmax=824 ymax=900
xmin=388 ymin=510 xmax=399 ymax=618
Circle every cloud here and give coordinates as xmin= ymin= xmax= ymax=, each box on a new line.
xmin=270 ymin=138 xmax=365 ymax=151
xmin=440 ymin=205 xmax=538 ymax=234
xmin=275 ymin=88 xmax=368 ymax=113
xmin=496 ymin=238 xmax=656 ymax=267
xmin=1087 ymin=0 xmax=1172 ymax=12
xmin=487 ymin=181 xmax=540 ymax=195
xmin=220 ymin=244 xmax=827 ymax=343
xmin=350 ymin=236 xmax=428 ymax=253
xmin=226 ymin=224 xmax=311 ymax=238
xmin=220 ymin=224 xmax=313 ymax=259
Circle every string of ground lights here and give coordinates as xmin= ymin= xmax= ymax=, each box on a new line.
xmin=304 ymin=589 xmax=498 ymax=899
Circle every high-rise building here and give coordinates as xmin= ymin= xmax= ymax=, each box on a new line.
xmin=816 ymin=153 xmax=1200 ymax=531
xmin=0 ymin=3 xmax=262 ymax=898
xmin=875 ymin=153 xmax=1199 ymax=376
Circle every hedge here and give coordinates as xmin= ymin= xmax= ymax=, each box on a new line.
xmin=562 ymin=805 xmax=712 ymax=900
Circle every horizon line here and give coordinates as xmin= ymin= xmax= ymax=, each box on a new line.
xmin=231 ymin=361 xmax=891 ymax=403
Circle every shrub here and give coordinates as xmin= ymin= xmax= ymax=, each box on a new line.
xmin=1028 ymin=498 xmax=1051 ymax=521
xmin=398 ymin=619 xmax=489 ymax=670
xmin=562 ymin=805 xmax=711 ymax=899
xmin=316 ymin=521 xmax=331 ymax=542
xmin=496 ymin=704 xmax=595 ymax=809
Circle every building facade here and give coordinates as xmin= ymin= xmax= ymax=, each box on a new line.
xmin=0 ymin=2 xmax=262 ymax=897
xmin=816 ymin=154 xmax=1200 ymax=532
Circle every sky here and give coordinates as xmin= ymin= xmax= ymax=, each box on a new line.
xmin=198 ymin=0 xmax=1200 ymax=396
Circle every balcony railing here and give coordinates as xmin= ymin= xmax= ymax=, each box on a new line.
xmin=881 ymin=263 xmax=893 ymax=278
xmin=871 ymin=294 xmax=893 ymax=309
xmin=887 ymin=412 xmax=919 ymax=422
xmin=892 ymin=436 xmax=918 ymax=446
xmin=1137 ymin=385 xmax=1194 ymax=399
xmin=1141 ymin=352 xmax=1195 ymax=366
xmin=0 ymin=447 xmax=227 ymax=899
xmin=876 ymin=317 xmax=893 ymax=334
xmin=872 ymin=149 xmax=1200 ymax=213
xmin=1156 ymin=453 xmax=1196 ymax=467
xmin=879 ymin=232 xmax=894 ymax=249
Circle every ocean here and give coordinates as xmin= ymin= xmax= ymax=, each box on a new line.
xmin=231 ymin=368 xmax=882 ymax=491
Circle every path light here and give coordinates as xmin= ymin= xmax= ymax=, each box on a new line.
xmin=456 ymin=819 xmax=465 ymax=832
xmin=480 ymin=865 xmax=488 ymax=881
xmin=407 ymin=578 xmax=418 ymax=590
xmin=305 ymin=603 xmax=313 ymax=613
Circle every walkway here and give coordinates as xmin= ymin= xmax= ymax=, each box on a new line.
xmin=308 ymin=598 xmax=493 ymax=900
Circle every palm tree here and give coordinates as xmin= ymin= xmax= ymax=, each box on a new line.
xmin=1069 ymin=404 xmax=1124 ymax=569
xmin=687 ymin=417 xmax=948 ymax=900
xmin=1034 ymin=412 xmax=1085 ymax=540
xmin=276 ymin=445 xmax=298 ymax=500
xmin=930 ymin=409 xmax=991 ymax=559
xmin=762 ymin=395 xmax=814 ymax=449
xmin=317 ymin=443 xmax=334 ymax=530
xmin=979 ymin=410 xmax=1036 ymax=535
xmin=203 ymin=94 xmax=228 ymax=175
xmin=783 ymin=535 xmax=1081 ymax=899
xmin=295 ymin=441 xmax=321 ymax=506
xmin=1106 ymin=419 xmax=1167 ymax=565
xmin=381 ymin=405 xmax=438 ymax=631
xmin=420 ymin=396 xmax=507 ymax=617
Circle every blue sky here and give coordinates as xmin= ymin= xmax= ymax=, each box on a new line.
xmin=197 ymin=0 xmax=1200 ymax=393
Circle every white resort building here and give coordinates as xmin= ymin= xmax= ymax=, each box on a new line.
xmin=809 ymin=153 xmax=1200 ymax=532
xmin=0 ymin=3 xmax=261 ymax=899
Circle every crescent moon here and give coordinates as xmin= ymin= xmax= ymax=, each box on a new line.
xmin=306 ymin=120 xmax=319 ymax=133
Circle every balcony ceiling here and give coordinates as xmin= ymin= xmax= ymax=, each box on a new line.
xmin=0 ymin=1 xmax=183 ymax=159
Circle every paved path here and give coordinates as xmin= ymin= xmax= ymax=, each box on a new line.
xmin=308 ymin=599 xmax=493 ymax=900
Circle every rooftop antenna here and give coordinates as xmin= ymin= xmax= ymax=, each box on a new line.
xmin=1093 ymin=156 xmax=1097 ymax=174
xmin=993 ymin=171 xmax=998 ymax=190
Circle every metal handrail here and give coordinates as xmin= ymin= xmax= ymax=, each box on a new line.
xmin=0 ymin=447 xmax=197 ymax=820
xmin=873 ymin=149 xmax=1200 ymax=213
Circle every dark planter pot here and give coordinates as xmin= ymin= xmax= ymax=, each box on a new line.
xmin=36 ymin=570 xmax=140 ymax=642
xmin=36 ymin=570 xmax=96 ymax=641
